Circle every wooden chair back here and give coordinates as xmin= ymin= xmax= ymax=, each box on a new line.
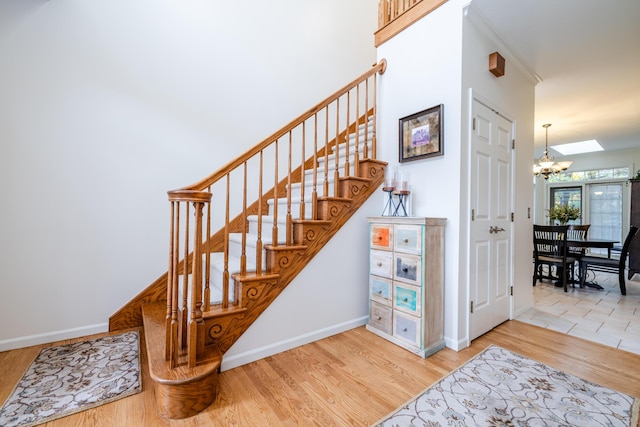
xmin=567 ymin=224 xmax=590 ymax=258
xmin=533 ymin=225 xmax=569 ymax=259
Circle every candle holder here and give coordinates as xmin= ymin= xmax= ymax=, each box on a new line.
xmin=381 ymin=170 xmax=411 ymax=217
xmin=381 ymin=184 xmax=396 ymax=216
xmin=393 ymin=171 xmax=410 ymax=217
xmin=393 ymin=189 xmax=410 ymax=216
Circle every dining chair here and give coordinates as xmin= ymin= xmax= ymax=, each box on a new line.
xmin=533 ymin=225 xmax=577 ymax=292
xmin=567 ymin=224 xmax=590 ymax=274
xmin=578 ymin=226 xmax=639 ymax=295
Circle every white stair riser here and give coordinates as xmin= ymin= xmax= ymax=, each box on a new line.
xmin=246 ymin=216 xmax=292 ymax=243
xmin=287 ymin=181 xmax=334 ymax=202
xmin=227 ymin=234 xmax=267 ymax=270
xmin=267 ymin=199 xmax=313 ymax=219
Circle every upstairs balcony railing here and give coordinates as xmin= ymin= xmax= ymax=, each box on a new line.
xmin=376 ymin=0 xmax=448 ymax=46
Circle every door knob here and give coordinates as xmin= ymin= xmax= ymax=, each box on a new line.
xmin=489 ymin=226 xmax=506 ymax=234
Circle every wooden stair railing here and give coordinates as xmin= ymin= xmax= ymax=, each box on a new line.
xmin=375 ymin=0 xmax=448 ymax=46
xmin=164 ymin=59 xmax=387 ymax=371
xmin=110 ymin=60 xmax=388 ymax=419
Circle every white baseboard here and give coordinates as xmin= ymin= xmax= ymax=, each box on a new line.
xmin=0 ymin=323 xmax=109 ymax=352
xmin=513 ymin=303 xmax=534 ymax=318
xmin=220 ymin=316 xmax=368 ymax=371
xmin=444 ymin=335 xmax=468 ymax=351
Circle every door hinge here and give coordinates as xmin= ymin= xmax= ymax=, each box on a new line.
xmin=512 ymin=139 xmax=515 ymax=149
xmin=510 ymin=286 xmax=513 ymax=296
xmin=472 ymin=209 xmax=475 ymax=221
xmin=511 ymin=212 xmax=514 ymax=222
xmin=473 ymin=118 xmax=476 ymax=131
xmin=470 ymin=301 xmax=474 ymax=313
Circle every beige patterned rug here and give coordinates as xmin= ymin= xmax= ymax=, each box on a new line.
xmin=373 ymin=345 xmax=639 ymax=427
xmin=0 ymin=331 xmax=141 ymax=427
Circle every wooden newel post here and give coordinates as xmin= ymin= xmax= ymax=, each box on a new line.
xmin=167 ymin=190 xmax=212 ymax=369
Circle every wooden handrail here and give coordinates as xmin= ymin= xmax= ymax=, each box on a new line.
xmin=164 ymin=60 xmax=386 ymax=369
xmin=375 ymin=0 xmax=448 ymax=47
xmin=174 ymin=60 xmax=387 ymax=192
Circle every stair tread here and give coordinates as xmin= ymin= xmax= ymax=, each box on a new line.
xmin=203 ymin=304 xmax=248 ymax=320
xmin=141 ymin=302 xmax=221 ymax=385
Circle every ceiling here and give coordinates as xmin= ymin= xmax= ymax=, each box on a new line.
xmin=471 ymin=0 xmax=640 ymax=158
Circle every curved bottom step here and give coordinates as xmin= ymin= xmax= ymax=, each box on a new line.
xmin=141 ymin=302 xmax=221 ymax=419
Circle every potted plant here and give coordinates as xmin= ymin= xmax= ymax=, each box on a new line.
xmin=547 ymin=204 xmax=581 ymax=225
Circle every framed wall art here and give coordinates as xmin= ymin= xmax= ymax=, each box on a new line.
xmin=399 ymin=104 xmax=443 ymax=163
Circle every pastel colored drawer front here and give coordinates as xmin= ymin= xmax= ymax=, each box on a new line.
xmin=394 ymin=225 xmax=422 ymax=254
xmin=369 ymin=301 xmax=392 ymax=335
xmin=394 ymin=253 xmax=421 ymax=285
xmin=370 ymin=250 xmax=393 ymax=279
xmin=394 ymin=283 xmax=422 ymax=316
xmin=371 ymin=224 xmax=393 ymax=251
xmin=370 ymin=276 xmax=392 ymax=305
xmin=393 ymin=311 xmax=421 ymax=347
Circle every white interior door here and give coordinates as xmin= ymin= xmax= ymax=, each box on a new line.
xmin=469 ymin=98 xmax=513 ymax=341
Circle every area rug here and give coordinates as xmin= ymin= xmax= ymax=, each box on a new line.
xmin=0 ymin=331 xmax=141 ymax=427
xmin=373 ymin=345 xmax=639 ymax=427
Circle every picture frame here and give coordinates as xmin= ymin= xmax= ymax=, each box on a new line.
xmin=399 ymin=104 xmax=443 ymax=163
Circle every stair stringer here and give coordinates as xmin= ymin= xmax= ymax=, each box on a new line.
xmin=201 ymin=158 xmax=386 ymax=355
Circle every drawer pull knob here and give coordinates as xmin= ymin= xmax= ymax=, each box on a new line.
xmin=403 ymin=238 xmax=409 ymax=243
xmin=377 ymin=290 xmax=382 ymax=294
xmin=402 ymin=267 xmax=409 ymax=273
xmin=403 ymin=297 xmax=409 ymax=302
xmin=376 ymin=316 xmax=381 ymax=320
xmin=402 ymin=328 xmax=408 ymax=332
xmin=377 ymin=262 xmax=383 ymax=267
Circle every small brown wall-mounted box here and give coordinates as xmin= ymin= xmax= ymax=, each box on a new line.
xmin=489 ymin=51 xmax=505 ymax=77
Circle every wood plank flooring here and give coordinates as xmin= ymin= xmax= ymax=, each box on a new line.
xmin=1 ymin=320 xmax=639 ymax=426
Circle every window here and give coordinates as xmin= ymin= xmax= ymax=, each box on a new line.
xmin=588 ymin=183 xmax=623 ymax=256
xmin=548 ymin=167 xmax=630 ymax=183
xmin=543 ymin=166 xmax=631 ymax=250
xmin=550 ymin=187 xmax=582 ymax=226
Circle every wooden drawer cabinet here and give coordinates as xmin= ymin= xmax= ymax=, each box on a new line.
xmin=366 ymin=217 xmax=446 ymax=358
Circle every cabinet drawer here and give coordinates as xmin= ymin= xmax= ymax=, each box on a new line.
xmin=393 ymin=282 xmax=421 ymax=316
xmin=370 ymin=250 xmax=392 ymax=278
xmin=371 ymin=224 xmax=393 ymax=251
xmin=394 ymin=253 xmax=421 ymax=285
xmin=394 ymin=225 xmax=422 ymax=254
xmin=370 ymin=276 xmax=392 ymax=306
xmin=369 ymin=301 xmax=392 ymax=335
xmin=393 ymin=311 xmax=421 ymax=347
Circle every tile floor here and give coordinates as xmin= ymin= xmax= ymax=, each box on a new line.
xmin=516 ymin=270 xmax=640 ymax=355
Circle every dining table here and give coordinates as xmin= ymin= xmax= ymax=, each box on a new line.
xmin=567 ymin=237 xmax=619 ymax=289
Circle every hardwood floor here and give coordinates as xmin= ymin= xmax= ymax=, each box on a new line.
xmin=1 ymin=320 xmax=639 ymax=426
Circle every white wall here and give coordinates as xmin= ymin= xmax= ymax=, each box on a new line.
xmin=377 ymin=1 xmax=464 ymax=348
xmin=0 ymin=0 xmax=378 ymax=351
xmin=376 ymin=0 xmax=537 ymax=349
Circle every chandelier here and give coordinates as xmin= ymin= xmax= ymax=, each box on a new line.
xmin=533 ymin=123 xmax=572 ymax=180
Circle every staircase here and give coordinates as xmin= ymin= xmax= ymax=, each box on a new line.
xmin=109 ymin=60 xmax=387 ymax=419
